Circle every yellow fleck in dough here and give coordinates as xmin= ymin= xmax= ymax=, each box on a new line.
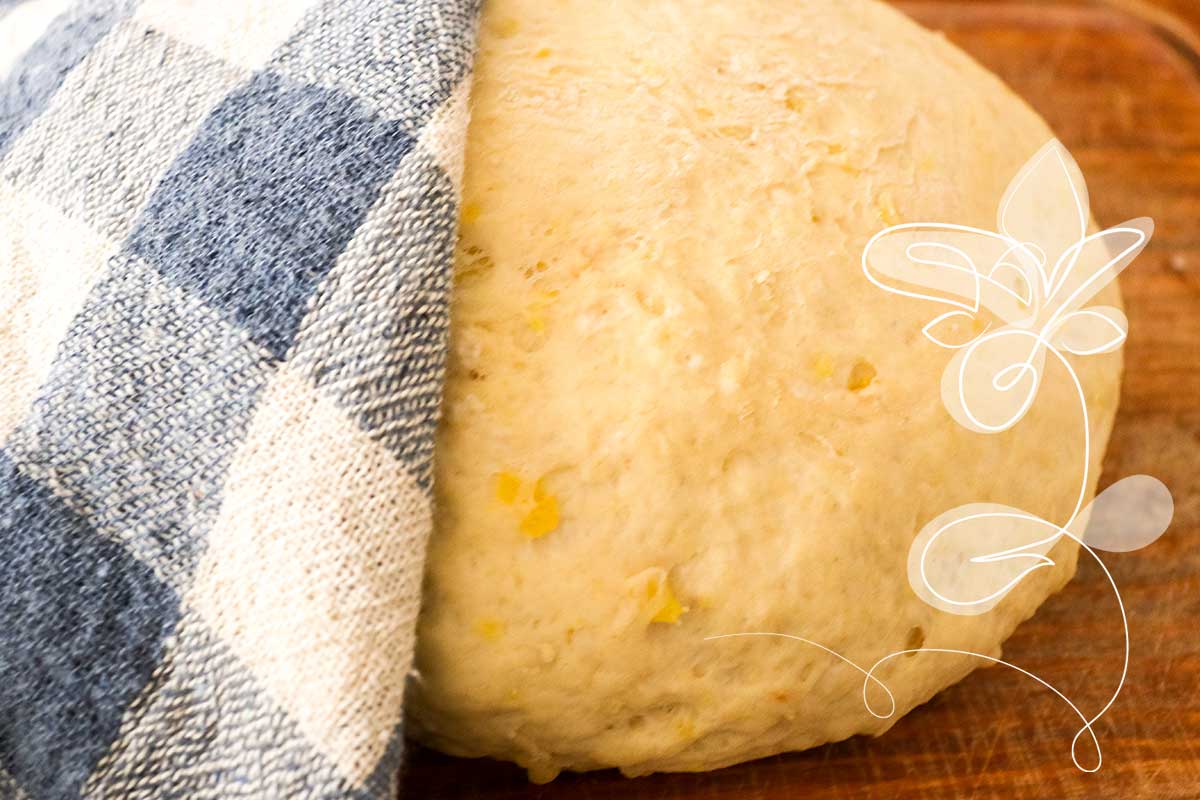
xmin=475 ymin=619 xmax=505 ymax=642
xmin=494 ymin=471 xmax=521 ymax=505
xmin=784 ymin=86 xmax=806 ymax=114
xmin=526 ymin=314 xmax=546 ymax=334
xmin=493 ymin=471 xmax=561 ymax=537
xmin=811 ymin=353 xmax=835 ymax=380
xmin=650 ymin=581 xmax=687 ymax=625
xmin=413 ymin=0 xmax=1122 ymax=783
xmin=519 ymin=495 xmax=559 ymax=539
xmin=492 ymin=16 xmax=520 ymax=38
xmin=847 ymin=360 xmax=877 ymax=392
xmin=460 ymin=202 xmax=481 ymax=225
xmin=876 ymin=190 xmax=901 ymax=226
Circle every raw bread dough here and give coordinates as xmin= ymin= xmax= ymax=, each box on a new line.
xmin=410 ymin=0 xmax=1121 ymax=781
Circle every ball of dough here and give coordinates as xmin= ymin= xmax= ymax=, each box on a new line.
xmin=410 ymin=0 xmax=1121 ymax=781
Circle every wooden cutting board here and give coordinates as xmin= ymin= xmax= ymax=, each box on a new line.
xmin=400 ymin=2 xmax=1200 ymax=796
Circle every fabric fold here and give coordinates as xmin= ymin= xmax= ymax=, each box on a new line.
xmin=0 ymin=1 xmax=480 ymax=797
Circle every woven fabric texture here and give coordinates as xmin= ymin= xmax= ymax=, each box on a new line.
xmin=0 ymin=1 xmax=479 ymax=797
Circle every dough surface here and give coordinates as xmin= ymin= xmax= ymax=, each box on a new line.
xmin=410 ymin=0 xmax=1122 ymax=780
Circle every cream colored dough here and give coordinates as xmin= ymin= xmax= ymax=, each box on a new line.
xmin=410 ymin=0 xmax=1122 ymax=781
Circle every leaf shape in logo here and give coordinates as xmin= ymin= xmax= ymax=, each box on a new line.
xmin=998 ymin=140 xmax=1090 ymax=292
xmin=862 ymin=225 xmax=1038 ymax=324
xmin=908 ymin=503 xmax=1064 ymax=616
xmin=1045 ymin=219 xmax=1152 ymax=319
xmin=1052 ymin=306 xmax=1127 ymax=356
xmin=1078 ymin=475 xmax=1174 ymax=553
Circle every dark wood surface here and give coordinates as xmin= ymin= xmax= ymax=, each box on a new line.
xmin=400 ymin=2 xmax=1200 ymax=797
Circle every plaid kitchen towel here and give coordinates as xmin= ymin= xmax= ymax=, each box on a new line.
xmin=0 ymin=0 xmax=480 ymax=797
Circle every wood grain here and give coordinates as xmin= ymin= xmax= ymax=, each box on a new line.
xmin=400 ymin=3 xmax=1200 ymax=797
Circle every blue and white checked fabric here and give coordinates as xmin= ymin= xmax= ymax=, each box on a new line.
xmin=0 ymin=1 xmax=480 ymax=797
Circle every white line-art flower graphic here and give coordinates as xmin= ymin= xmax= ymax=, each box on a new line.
xmin=709 ymin=141 xmax=1174 ymax=775
xmin=858 ymin=139 xmax=1173 ymax=770
xmin=864 ymin=139 xmax=1147 ymax=437
xmin=862 ymin=141 xmax=1170 ymax=615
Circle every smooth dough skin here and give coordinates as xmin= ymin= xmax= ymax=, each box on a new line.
xmin=411 ymin=0 xmax=1122 ymax=782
